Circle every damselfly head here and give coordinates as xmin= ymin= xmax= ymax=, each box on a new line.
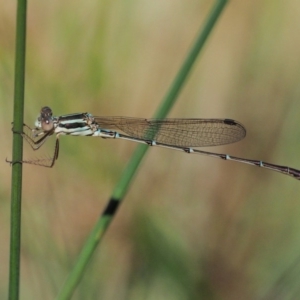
xmin=35 ymin=106 xmax=54 ymax=132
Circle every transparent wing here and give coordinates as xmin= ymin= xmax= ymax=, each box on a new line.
xmin=93 ymin=117 xmax=246 ymax=147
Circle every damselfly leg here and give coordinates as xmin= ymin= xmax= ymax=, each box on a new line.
xmin=9 ymin=121 xmax=59 ymax=167
xmin=21 ymin=123 xmax=53 ymax=150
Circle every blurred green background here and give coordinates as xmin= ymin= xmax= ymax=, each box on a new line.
xmin=2 ymin=0 xmax=300 ymax=299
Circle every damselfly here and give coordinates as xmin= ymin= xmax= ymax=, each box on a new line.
xmin=9 ymin=106 xmax=300 ymax=180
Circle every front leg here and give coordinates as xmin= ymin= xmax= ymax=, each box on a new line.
xmin=12 ymin=123 xmax=45 ymax=150
xmin=20 ymin=123 xmax=53 ymax=150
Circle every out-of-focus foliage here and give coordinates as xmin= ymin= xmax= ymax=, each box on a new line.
xmin=1 ymin=0 xmax=300 ymax=299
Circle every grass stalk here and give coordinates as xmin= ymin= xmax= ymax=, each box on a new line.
xmin=57 ymin=1 xmax=228 ymax=299
xmin=8 ymin=0 xmax=27 ymax=299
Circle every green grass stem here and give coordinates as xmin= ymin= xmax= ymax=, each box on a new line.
xmin=57 ymin=1 xmax=228 ymax=299
xmin=8 ymin=0 xmax=27 ymax=299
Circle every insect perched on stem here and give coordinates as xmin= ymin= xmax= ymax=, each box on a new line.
xmin=8 ymin=106 xmax=300 ymax=180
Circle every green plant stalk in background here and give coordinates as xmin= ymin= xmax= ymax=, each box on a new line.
xmin=57 ymin=1 xmax=228 ymax=299
xmin=9 ymin=0 xmax=27 ymax=299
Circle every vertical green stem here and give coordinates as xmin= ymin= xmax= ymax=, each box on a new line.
xmin=9 ymin=0 xmax=27 ymax=299
xmin=57 ymin=1 xmax=228 ymax=299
